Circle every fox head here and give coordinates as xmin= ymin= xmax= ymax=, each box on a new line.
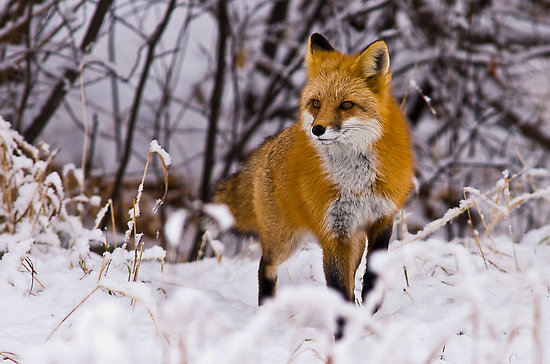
xmin=301 ymin=33 xmax=392 ymax=151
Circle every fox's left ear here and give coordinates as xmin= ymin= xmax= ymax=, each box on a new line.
xmin=306 ymin=33 xmax=335 ymax=73
xmin=309 ymin=33 xmax=335 ymax=54
xmin=356 ymin=40 xmax=390 ymax=92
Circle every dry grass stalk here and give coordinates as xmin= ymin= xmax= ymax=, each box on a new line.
xmin=94 ymin=198 xmax=118 ymax=248
xmin=137 ymin=144 xmax=170 ymax=213
xmin=46 ymin=286 xmax=100 ymax=342
xmin=21 ymin=257 xmax=45 ymax=291
xmin=133 ymin=242 xmax=145 ymax=283
xmin=287 ymin=341 xmax=328 ymax=364
xmin=120 ymin=141 xmax=169 ymax=280
xmin=108 ymin=199 xmax=118 ymax=248
xmin=463 ymin=189 xmax=488 ymax=269
xmin=97 ymin=254 xmax=111 ymax=282
xmin=470 ymin=194 xmax=497 ymax=250
xmin=502 ymin=172 xmax=520 ymax=272
xmin=195 ymin=231 xmax=209 ymax=262
xmin=46 ymin=283 xmax=164 ymax=343
xmin=99 ymin=284 xmax=164 ymax=340
xmin=130 ymin=242 xmax=145 ymax=308
xmin=0 ymin=352 xmax=18 ymax=364
xmin=128 ymin=199 xmax=140 ymax=282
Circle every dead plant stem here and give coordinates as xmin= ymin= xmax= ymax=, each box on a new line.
xmin=46 ymin=286 xmax=100 ymax=342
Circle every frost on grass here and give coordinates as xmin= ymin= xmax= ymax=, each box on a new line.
xmin=140 ymin=245 xmax=166 ymax=261
xmin=149 ymin=139 xmax=172 ymax=167
xmin=0 ymin=118 xmax=105 ymax=261
xmin=0 ymin=238 xmax=34 ymax=291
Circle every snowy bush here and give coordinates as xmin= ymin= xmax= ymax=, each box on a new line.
xmin=0 ymin=118 xmax=168 ymax=292
xmin=0 ymin=117 xmax=104 ymax=292
xmin=0 ymin=116 xmax=104 ymax=254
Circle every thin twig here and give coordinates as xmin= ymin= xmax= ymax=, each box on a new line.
xmin=79 ymin=53 xmax=89 ymax=197
xmin=0 ymin=352 xmax=19 ymax=364
xmin=24 ymin=0 xmax=114 ymax=143
xmin=110 ymin=0 xmax=177 ymax=205
xmin=109 ymin=199 xmax=118 ymax=248
xmin=46 ymin=286 xmax=100 ymax=342
xmin=463 ymin=189 xmax=488 ymax=269
xmin=502 ymin=172 xmax=520 ymax=272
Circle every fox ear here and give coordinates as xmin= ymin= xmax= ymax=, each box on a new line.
xmin=356 ymin=40 xmax=390 ymax=91
xmin=308 ymin=33 xmax=334 ymax=54
xmin=306 ymin=33 xmax=335 ymax=75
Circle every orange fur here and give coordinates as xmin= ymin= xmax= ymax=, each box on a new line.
xmin=215 ymin=34 xmax=413 ymax=305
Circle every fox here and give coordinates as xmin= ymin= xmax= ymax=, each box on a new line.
xmin=214 ymin=33 xmax=413 ymax=307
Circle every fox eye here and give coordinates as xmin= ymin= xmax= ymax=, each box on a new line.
xmin=311 ymin=99 xmax=321 ymax=108
xmin=340 ymin=101 xmax=354 ymax=110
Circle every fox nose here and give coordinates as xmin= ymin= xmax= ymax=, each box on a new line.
xmin=312 ymin=125 xmax=325 ymax=137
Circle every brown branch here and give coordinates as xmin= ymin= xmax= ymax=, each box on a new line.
xmin=15 ymin=2 xmax=34 ymax=131
xmin=23 ymin=0 xmax=113 ymax=143
xmin=188 ymin=0 xmax=230 ymax=262
xmin=259 ymin=0 xmax=289 ymax=68
xmin=199 ymin=0 xmax=230 ymax=203
xmin=109 ymin=0 xmax=177 ymax=204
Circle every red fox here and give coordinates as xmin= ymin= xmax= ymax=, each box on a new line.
xmin=215 ymin=33 xmax=413 ymax=306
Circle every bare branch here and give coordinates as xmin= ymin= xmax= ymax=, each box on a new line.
xmin=23 ymin=0 xmax=114 ymax=143
xmin=110 ymin=0 xmax=177 ymax=203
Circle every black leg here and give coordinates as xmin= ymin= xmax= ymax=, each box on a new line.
xmin=323 ymin=257 xmax=352 ymax=301
xmin=321 ymin=241 xmax=362 ymax=341
xmin=362 ymin=223 xmax=392 ymax=304
xmin=334 ymin=316 xmax=346 ymax=340
xmin=322 ymin=244 xmax=360 ymax=302
xmin=258 ymin=256 xmax=277 ymax=305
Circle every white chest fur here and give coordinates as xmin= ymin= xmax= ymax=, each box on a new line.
xmin=300 ymin=111 xmax=396 ymax=236
xmin=317 ymin=140 xmax=396 ymax=237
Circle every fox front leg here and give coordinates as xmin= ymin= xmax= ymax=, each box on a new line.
xmin=321 ymin=234 xmax=366 ymax=302
xmin=362 ymin=218 xmax=393 ymax=305
xmin=320 ymin=234 xmax=365 ymax=340
xmin=258 ymin=255 xmax=278 ymax=305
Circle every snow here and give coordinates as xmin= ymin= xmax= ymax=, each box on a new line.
xmin=149 ymin=139 xmax=172 ymax=167
xmin=93 ymin=200 xmax=111 ymax=229
xmin=165 ymin=209 xmax=189 ymax=247
xmin=139 ymin=245 xmax=166 ymax=262
xmin=521 ymin=225 xmax=550 ymax=246
xmin=202 ymin=203 xmax=235 ymax=232
xmin=209 ymin=238 xmax=225 ymax=257
xmin=1 ymin=235 xmax=550 ymax=364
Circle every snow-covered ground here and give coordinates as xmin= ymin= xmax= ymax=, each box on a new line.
xmin=1 ymin=232 xmax=550 ymax=364
xmin=1 ymin=118 xmax=550 ymax=363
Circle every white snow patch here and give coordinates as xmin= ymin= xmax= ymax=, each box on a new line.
xmin=141 ymin=245 xmax=166 ymax=261
xmin=165 ymin=209 xmax=189 ymax=247
xmin=149 ymin=139 xmax=172 ymax=166
xmin=203 ymin=203 xmax=235 ymax=231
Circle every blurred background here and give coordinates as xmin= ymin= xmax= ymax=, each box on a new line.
xmin=1 ymin=0 xmax=549 ymax=259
